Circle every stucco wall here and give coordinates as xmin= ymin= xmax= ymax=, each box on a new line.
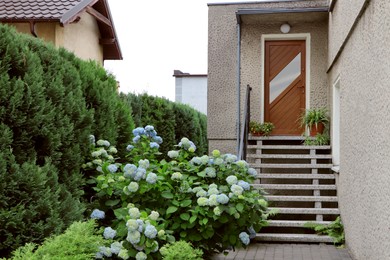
xmin=328 ymin=0 xmax=390 ymax=259
xmin=208 ymin=0 xmax=328 ymax=153
xmin=9 ymin=22 xmax=56 ymax=44
xmin=175 ymin=76 xmax=208 ymax=115
xmin=62 ymin=12 xmax=103 ymax=64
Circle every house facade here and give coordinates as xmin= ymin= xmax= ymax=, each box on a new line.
xmin=173 ymin=70 xmax=208 ymax=115
xmin=0 ymin=0 xmax=122 ymax=64
xmin=208 ymin=0 xmax=390 ymax=259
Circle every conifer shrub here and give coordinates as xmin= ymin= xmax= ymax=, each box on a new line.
xmin=0 ymin=23 xmax=134 ymax=256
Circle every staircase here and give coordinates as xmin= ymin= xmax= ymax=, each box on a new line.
xmin=246 ymin=136 xmax=338 ymax=243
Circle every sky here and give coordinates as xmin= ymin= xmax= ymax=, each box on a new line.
xmin=105 ymin=0 xmax=257 ymax=101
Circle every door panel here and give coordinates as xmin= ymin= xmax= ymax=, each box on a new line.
xmin=265 ymin=40 xmax=306 ymax=135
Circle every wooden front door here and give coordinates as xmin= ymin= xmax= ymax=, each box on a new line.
xmin=265 ymin=40 xmax=306 ymax=135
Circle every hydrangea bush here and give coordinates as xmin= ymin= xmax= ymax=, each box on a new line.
xmin=86 ymin=125 xmax=269 ymax=256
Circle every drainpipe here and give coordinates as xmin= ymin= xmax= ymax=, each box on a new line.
xmin=29 ymin=21 xmax=37 ymax=37
xmin=236 ymin=21 xmax=241 ymax=155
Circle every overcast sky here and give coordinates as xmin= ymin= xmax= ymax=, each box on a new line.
xmin=105 ymin=0 xmax=256 ymax=101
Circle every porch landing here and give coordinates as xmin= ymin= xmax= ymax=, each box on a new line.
xmin=213 ymin=243 xmax=352 ymax=260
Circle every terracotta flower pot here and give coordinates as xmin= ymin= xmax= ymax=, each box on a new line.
xmin=310 ymin=123 xmax=324 ymax=137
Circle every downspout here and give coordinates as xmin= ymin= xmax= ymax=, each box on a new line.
xmin=236 ymin=19 xmax=241 ymax=155
xmin=29 ymin=21 xmax=38 ymax=37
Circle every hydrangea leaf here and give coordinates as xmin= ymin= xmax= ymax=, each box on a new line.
xmin=236 ymin=203 xmax=244 ymax=213
xmin=180 ymin=213 xmax=190 ymax=221
xmin=180 ymin=200 xmax=192 ymax=207
xmin=161 ymin=191 xmax=174 ymax=199
xmin=105 ymin=199 xmax=120 ymax=207
xmin=166 ymin=206 xmax=178 ymax=215
xmin=189 ymin=215 xmax=197 ymax=224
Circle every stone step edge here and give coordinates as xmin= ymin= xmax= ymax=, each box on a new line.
xmin=268 ymin=207 xmax=340 ymax=214
xmin=254 ymin=184 xmax=337 ymax=190
xmin=248 ymin=145 xmax=331 ymax=150
xmin=265 ymin=195 xmax=338 ymax=202
xmin=267 ymin=220 xmax=332 ymax=227
xmin=258 ymin=173 xmax=335 ymax=179
xmin=247 ymin=154 xmax=332 ymax=159
xmin=254 ymin=233 xmax=334 ymax=243
xmin=253 ymin=163 xmax=333 ymax=169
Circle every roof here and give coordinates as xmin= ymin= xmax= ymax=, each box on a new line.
xmin=0 ymin=0 xmax=122 ymax=60
xmin=173 ymin=70 xmax=207 ymax=78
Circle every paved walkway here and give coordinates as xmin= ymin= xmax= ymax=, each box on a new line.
xmin=213 ymin=243 xmax=352 ymax=260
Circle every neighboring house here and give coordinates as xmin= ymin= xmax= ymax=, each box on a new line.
xmin=208 ymin=0 xmax=390 ymax=259
xmin=0 ymin=0 xmax=122 ymax=64
xmin=173 ymin=70 xmax=208 ymax=115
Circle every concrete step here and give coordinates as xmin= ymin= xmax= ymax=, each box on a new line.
xmin=259 ymin=173 xmax=335 ymax=179
xmin=248 ymin=145 xmax=331 ymax=150
xmin=266 ymin=195 xmax=338 ymax=202
xmin=269 ymin=207 xmax=340 ymax=215
xmin=268 ymin=220 xmax=332 ymax=227
xmin=248 ymin=154 xmax=332 ymax=159
xmin=253 ymin=163 xmax=333 ymax=169
xmin=248 ymin=136 xmax=306 ymax=141
xmin=255 ymin=184 xmax=337 ymax=190
xmin=255 ymin=233 xmax=334 ymax=243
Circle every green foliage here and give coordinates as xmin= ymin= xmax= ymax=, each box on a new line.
xmin=0 ymin=23 xmax=134 ymax=256
xmin=160 ymin=241 xmax=203 ymax=260
xmin=300 ymin=107 xmax=329 ymax=129
xmin=304 ymin=216 xmax=345 ymax=245
xmin=8 ymin=220 xmax=105 ymax=260
xmin=120 ymin=93 xmax=208 ymax=157
xmin=249 ymin=121 xmax=274 ymax=136
xmin=86 ymin=126 xmax=269 ymax=257
xmin=303 ymin=133 xmax=330 ymax=146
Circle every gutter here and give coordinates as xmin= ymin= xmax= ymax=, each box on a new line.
xmin=236 ymin=22 xmax=241 ymax=155
xmin=29 ymin=21 xmax=37 ymax=37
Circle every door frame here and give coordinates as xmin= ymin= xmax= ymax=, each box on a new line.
xmin=260 ymin=34 xmax=311 ymax=131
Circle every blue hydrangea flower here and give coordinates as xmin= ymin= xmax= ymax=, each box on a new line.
xmin=110 ymin=241 xmax=122 ymax=255
xmin=248 ymin=226 xmax=257 ymax=239
xmin=108 ymin=147 xmax=118 ymax=154
xmin=146 ymin=172 xmax=158 ymax=184
xmin=208 ymin=187 xmax=219 ymax=196
xmin=216 ymin=194 xmax=229 ymax=204
xmin=200 ymin=155 xmax=209 ymax=164
xmin=197 ymin=197 xmax=209 ymax=206
xmin=226 ymin=175 xmax=238 ymax=185
xmin=97 ymin=246 xmax=112 ymax=258
xmin=196 ymin=189 xmax=207 ymax=197
xmin=190 ymin=157 xmax=202 ymax=165
xmin=231 ymin=184 xmax=244 ymax=196
xmin=134 ymin=167 xmax=146 ymax=181
xmin=153 ymin=135 xmax=163 ymax=144
xmin=133 ymin=127 xmax=145 ymax=136
xmin=90 ymin=209 xmax=105 ymax=219
xmin=126 ymin=219 xmax=139 ymax=231
xmin=128 ymin=182 xmax=139 ymax=192
xmin=123 ymin=164 xmax=137 ymax=178
xmin=107 ymin=164 xmax=118 ymax=173
xmin=208 ymin=159 xmax=214 ymax=165
xmin=167 ymin=150 xmax=179 ymax=158
xmin=138 ymin=159 xmax=150 ymax=169
xmin=91 ymin=150 xmax=101 ymax=157
xmin=239 ymin=232 xmax=250 ymax=245
xmin=127 ymin=231 xmax=141 ymax=244
xmin=136 ymin=219 xmax=144 ymax=232
xmin=97 ymin=139 xmax=110 ymax=147
xmin=89 ymin=134 xmax=95 ymax=144
xmin=144 ymin=224 xmax=158 ymax=239
xmin=209 ymin=183 xmax=218 ymax=189
xmin=235 ymin=160 xmax=249 ymax=168
xmin=126 ymin=144 xmax=134 ymax=151
xmin=150 ymin=142 xmax=159 ymax=149
xmin=135 ymin=252 xmax=147 ymax=260
xmin=237 ymin=180 xmax=250 ymax=191
xmin=247 ymin=167 xmax=258 ymax=177
xmin=103 ymin=227 xmax=117 ymax=239
xmin=224 ymin=153 xmax=237 ymax=163
xmin=133 ymin=135 xmax=141 ymax=143
xmin=145 ymin=125 xmax=154 ymax=132
xmin=129 ymin=207 xmax=141 ymax=219
xmin=205 ymin=167 xmax=216 ymax=178
xmin=214 ymin=158 xmax=224 ymax=165
xmin=209 ymin=194 xmax=218 ymax=206
xmin=149 ymin=211 xmax=159 ymax=221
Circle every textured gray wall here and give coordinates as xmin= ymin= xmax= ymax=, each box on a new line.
xmin=208 ymin=0 xmax=329 ymax=153
xmin=328 ymin=0 xmax=390 ymax=259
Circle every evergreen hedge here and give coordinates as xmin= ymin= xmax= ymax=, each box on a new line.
xmin=121 ymin=93 xmax=208 ymax=156
xmin=0 ymin=24 xmax=134 ymax=256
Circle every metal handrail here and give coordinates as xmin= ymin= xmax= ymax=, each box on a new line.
xmin=238 ymin=84 xmax=252 ymax=160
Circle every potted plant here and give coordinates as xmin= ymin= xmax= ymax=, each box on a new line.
xmin=249 ymin=121 xmax=274 ymax=136
xmin=300 ymin=108 xmax=329 ymax=136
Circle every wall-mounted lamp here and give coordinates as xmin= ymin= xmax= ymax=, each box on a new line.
xmin=280 ymin=23 xmax=291 ymax=34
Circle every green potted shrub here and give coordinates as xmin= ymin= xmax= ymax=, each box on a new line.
xmin=249 ymin=121 xmax=274 ymax=136
xmin=300 ymin=108 xmax=329 ymax=136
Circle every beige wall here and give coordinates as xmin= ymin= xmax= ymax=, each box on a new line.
xmin=62 ymin=12 xmax=103 ymax=64
xmin=208 ymin=0 xmax=328 ymax=153
xmin=6 ymin=12 xmax=103 ymax=64
xmin=328 ymin=0 xmax=390 ymax=259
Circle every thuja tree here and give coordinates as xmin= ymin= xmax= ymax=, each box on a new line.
xmin=0 ymin=23 xmax=134 ymax=255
